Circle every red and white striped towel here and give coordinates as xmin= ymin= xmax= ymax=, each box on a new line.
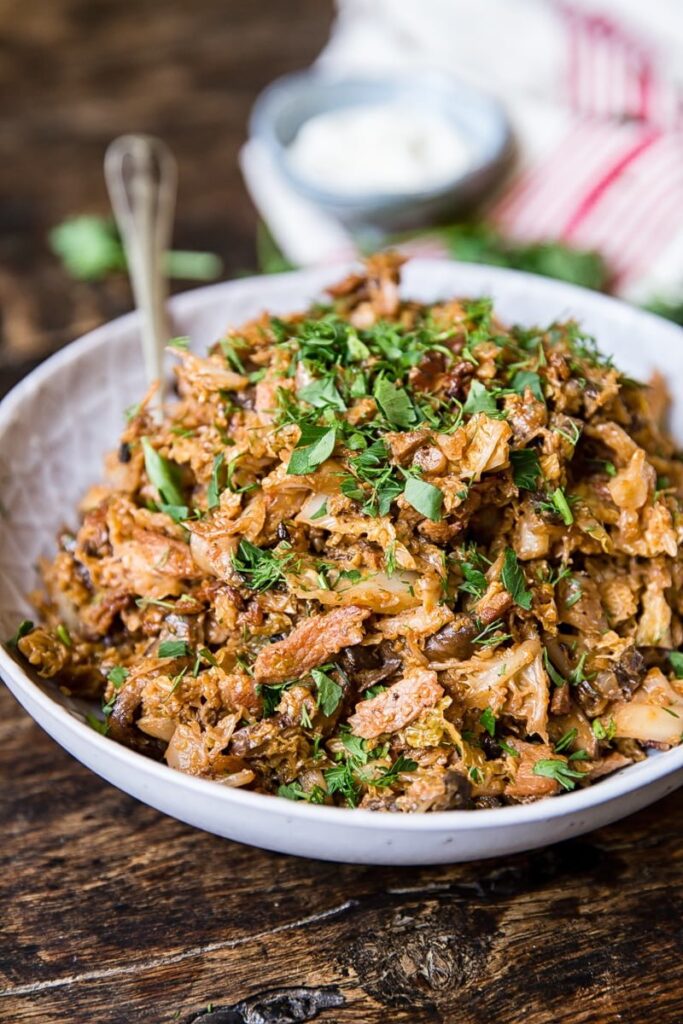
xmin=241 ymin=0 xmax=683 ymax=302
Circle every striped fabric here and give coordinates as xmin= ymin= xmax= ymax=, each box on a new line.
xmin=489 ymin=3 xmax=683 ymax=295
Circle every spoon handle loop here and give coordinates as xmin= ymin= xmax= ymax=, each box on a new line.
xmin=105 ymin=135 xmax=177 ymax=416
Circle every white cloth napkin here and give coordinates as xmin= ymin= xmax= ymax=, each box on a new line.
xmin=240 ymin=0 xmax=683 ymax=303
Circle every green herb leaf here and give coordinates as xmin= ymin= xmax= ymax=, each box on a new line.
xmin=568 ymin=651 xmax=590 ymax=686
xmin=258 ymin=681 xmax=292 ymax=717
xmin=232 ymin=539 xmax=292 ymax=592
xmin=373 ymin=377 xmax=416 ymax=428
xmin=7 ymin=619 xmax=34 ymax=648
xmin=592 ymin=717 xmax=616 ymax=741
xmin=49 ymin=216 xmax=126 ymax=280
xmin=459 ymin=561 xmax=488 ymax=600
xmin=403 ymin=476 xmax=443 ymax=521
xmin=219 ymin=336 xmax=247 ymax=372
xmin=324 ymin=763 xmax=360 ymax=807
xmin=141 ymin=438 xmax=185 ymax=508
xmin=463 ymin=380 xmax=500 ymax=418
xmin=298 ymin=376 xmax=347 ymax=411
xmin=532 ymin=758 xmax=588 ymax=791
xmin=374 ymin=754 xmax=418 ymax=788
xmin=543 ymin=648 xmax=567 ymax=687
xmin=668 ymin=651 xmax=683 ymax=678
xmin=158 ymin=503 xmax=191 ymax=523
xmin=107 ymin=666 xmax=129 ymax=688
xmin=551 ymin=487 xmax=574 ymax=525
xmin=501 ymin=548 xmax=532 ymax=610
xmin=86 ymin=712 xmax=109 ymax=735
xmin=287 ymin=426 xmax=337 ymax=476
xmin=158 ymin=639 xmax=191 ymax=659
xmin=564 ymin=576 xmax=583 ymax=608
xmin=341 ymin=732 xmax=369 ymax=764
xmin=554 ymin=727 xmax=577 ymax=753
xmin=511 ymin=369 xmax=544 ymax=403
xmin=479 ymin=707 xmax=496 ymax=737
xmin=510 ymin=448 xmax=541 ymax=490
xmin=311 ymin=666 xmax=343 ymax=717
xmin=310 ymin=500 xmax=328 ymax=520
xmin=207 ymin=452 xmax=226 ymax=511
xmin=168 ymin=336 xmax=190 ymax=350
xmin=56 ymin=624 xmax=72 ymax=647
xmin=278 ymin=781 xmax=326 ymax=803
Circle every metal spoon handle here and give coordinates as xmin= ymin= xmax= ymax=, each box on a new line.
xmin=104 ymin=135 xmax=177 ymax=416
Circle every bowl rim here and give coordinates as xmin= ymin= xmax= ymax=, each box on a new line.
xmin=2 ymin=258 xmax=683 ymax=833
xmin=249 ymin=68 xmax=513 ymax=209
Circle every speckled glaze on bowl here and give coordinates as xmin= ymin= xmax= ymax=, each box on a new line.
xmin=1 ymin=261 xmax=682 ymax=864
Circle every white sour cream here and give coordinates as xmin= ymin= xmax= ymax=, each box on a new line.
xmin=286 ymin=102 xmax=471 ymax=196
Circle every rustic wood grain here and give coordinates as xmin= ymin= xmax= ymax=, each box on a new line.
xmin=2 ymin=684 xmax=683 ymax=1024
xmin=1 ymin=2 xmax=683 ymax=1022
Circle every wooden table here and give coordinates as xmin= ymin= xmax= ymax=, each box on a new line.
xmin=1 ymin=4 xmax=682 ymax=1022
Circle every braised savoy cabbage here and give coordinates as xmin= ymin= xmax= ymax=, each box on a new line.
xmin=14 ymin=255 xmax=683 ymax=811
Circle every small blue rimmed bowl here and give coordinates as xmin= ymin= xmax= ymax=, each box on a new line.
xmin=249 ymin=70 xmax=514 ymax=233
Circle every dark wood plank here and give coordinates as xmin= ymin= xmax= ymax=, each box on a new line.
xmin=0 ymin=0 xmax=333 ymax=373
xmin=1 ymin=2 xmax=683 ymax=1022
xmin=2 ymin=685 xmax=683 ymax=1024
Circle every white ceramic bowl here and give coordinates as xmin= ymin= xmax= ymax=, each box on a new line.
xmin=2 ymin=260 xmax=683 ymax=865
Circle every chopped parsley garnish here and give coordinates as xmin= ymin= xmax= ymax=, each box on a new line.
xmin=286 ymin=425 xmax=337 ymax=476
xmin=141 ymin=438 xmax=185 ymax=509
xmin=564 ymin=577 xmax=583 ymax=608
xmin=511 ymin=369 xmax=544 ymax=403
xmin=543 ymin=648 xmax=567 ymax=687
xmin=668 ymin=651 xmax=683 ymax=679
xmin=459 ymin=561 xmax=488 ymax=600
xmin=501 ymin=548 xmax=532 ymax=610
xmin=311 ymin=666 xmax=343 ymax=717
xmin=340 ymin=439 xmax=404 ymax=517
xmin=158 ymin=639 xmax=191 ymax=659
xmin=258 ymin=681 xmax=293 ymax=717
xmin=107 ymin=665 xmax=129 ymax=688
xmin=373 ymin=754 xmax=418 ymax=788
xmin=533 ymin=758 xmax=588 ymax=791
xmin=7 ymin=619 xmax=34 ymax=648
xmin=298 ymin=375 xmax=347 ymax=412
xmin=479 ymin=707 xmax=496 ymax=737
xmin=463 ymin=379 xmax=500 ymax=418
xmin=473 ymin=619 xmax=512 ymax=648
xmin=56 ymin=624 xmax=72 ymax=647
xmin=551 ymin=487 xmax=574 ymax=526
xmin=102 ymin=665 xmax=128 ymax=714
xmin=374 ymin=377 xmax=416 ymax=428
xmin=554 ymin=727 xmax=577 ymax=753
xmin=403 ymin=476 xmax=443 ymax=522
xmin=86 ymin=712 xmax=109 ymax=736
xmin=537 ymin=486 xmax=574 ymax=525
xmin=231 ymin=539 xmax=292 ymax=592
xmin=310 ymin=500 xmax=328 ymax=520
xmin=568 ymin=651 xmax=590 ymax=686
xmin=278 ymin=781 xmax=326 ymax=803
xmin=323 ymin=732 xmax=399 ymax=806
xmin=510 ymin=448 xmax=541 ymax=490
xmin=592 ymin=717 xmax=616 ymax=741
xmin=207 ymin=452 xmax=226 ymax=510
xmin=219 ymin=336 xmax=247 ymax=372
